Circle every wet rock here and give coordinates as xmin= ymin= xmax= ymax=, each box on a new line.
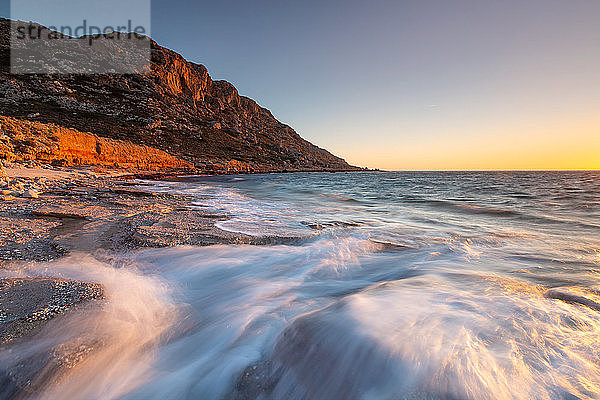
xmin=0 ymin=278 xmax=104 ymax=344
xmin=23 ymin=189 xmax=39 ymax=198
xmin=0 ymin=167 xmax=276 ymax=262
xmin=232 ymin=361 xmax=281 ymax=400
xmin=32 ymin=208 xmax=89 ymax=220
xmin=107 ymin=188 xmax=158 ymax=197
xmin=545 ymin=288 xmax=600 ymax=312
xmin=0 ymin=370 xmax=20 ymax=400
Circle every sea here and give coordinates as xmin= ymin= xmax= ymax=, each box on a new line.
xmin=4 ymin=171 xmax=600 ymax=399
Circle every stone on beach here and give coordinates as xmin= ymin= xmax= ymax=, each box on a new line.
xmin=10 ymin=180 xmax=23 ymax=190
xmin=0 ymin=278 xmax=104 ymax=398
xmin=23 ymin=189 xmax=40 ymax=198
xmin=0 ymin=278 xmax=104 ymax=344
xmin=32 ymin=207 xmax=89 ymax=220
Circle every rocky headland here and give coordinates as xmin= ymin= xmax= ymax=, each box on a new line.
xmin=0 ymin=18 xmax=360 ymax=174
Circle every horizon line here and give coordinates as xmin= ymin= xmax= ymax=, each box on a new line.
xmin=368 ymin=169 xmax=600 ymax=173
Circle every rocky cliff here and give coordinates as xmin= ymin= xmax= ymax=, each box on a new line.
xmin=0 ymin=116 xmax=193 ymax=171
xmin=0 ymin=19 xmax=358 ymax=173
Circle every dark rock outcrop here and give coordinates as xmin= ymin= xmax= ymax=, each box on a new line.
xmin=0 ymin=19 xmax=358 ymax=173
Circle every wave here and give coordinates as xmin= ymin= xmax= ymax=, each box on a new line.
xmin=403 ymin=195 xmax=599 ymax=231
xmin=317 ymin=192 xmax=363 ymax=204
xmin=4 ymin=236 xmax=600 ymax=399
xmin=402 ymin=196 xmax=519 ymax=217
xmin=232 ymin=275 xmax=600 ymax=399
xmin=0 ymin=254 xmax=179 ymax=400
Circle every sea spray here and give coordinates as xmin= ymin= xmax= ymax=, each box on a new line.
xmin=0 ymin=253 xmax=180 ymax=400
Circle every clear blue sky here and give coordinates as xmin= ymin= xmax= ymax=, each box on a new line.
xmin=4 ymin=0 xmax=600 ymax=169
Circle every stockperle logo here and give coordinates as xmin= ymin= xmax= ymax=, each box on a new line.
xmin=10 ymin=0 xmax=151 ymax=74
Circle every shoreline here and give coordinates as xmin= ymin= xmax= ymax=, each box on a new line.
xmin=0 ymin=160 xmax=316 ymax=396
xmin=0 ymin=161 xmax=309 ymax=263
xmin=118 ymin=166 xmax=374 ymax=181
xmin=0 ymin=161 xmax=306 ymax=348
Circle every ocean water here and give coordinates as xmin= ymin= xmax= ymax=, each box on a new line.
xmin=3 ymin=171 xmax=600 ymax=399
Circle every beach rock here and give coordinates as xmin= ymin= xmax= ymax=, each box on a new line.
xmin=545 ymin=288 xmax=600 ymax=312
xmin=0 ymin=278 xmax=104 ymax=344
xmin=32 ymin=207 xmax=89 ymax=219
xmin=0 ymin=278 xmax=104 ymax=397
xmin=23 ymin=189 xmax=40 ymax=198
xmin=10 ymin=181 xmax=24 ymax=191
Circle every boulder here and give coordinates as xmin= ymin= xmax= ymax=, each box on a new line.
xmin=23 ymin=189 xmax=40 ymax=198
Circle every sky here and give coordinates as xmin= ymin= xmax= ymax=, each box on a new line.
xmin=5 ymin=0 xmax=600 ymax=170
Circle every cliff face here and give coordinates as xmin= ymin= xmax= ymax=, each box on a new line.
xmin=0 ymin=19 xmax=357 ymax=173
xmin=0 ymin=116 xmax=193 ymax=171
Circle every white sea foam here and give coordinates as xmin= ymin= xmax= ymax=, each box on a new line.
xmin=0 ymin=254 xmax=179 ymax=400
xmin=3 ymin=235 xmax=600 ymax=399
xmin=146 ymin=180 xmax=316 ymax=237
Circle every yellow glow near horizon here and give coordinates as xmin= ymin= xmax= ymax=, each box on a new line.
xmin=335 ymin=118 xmax=600 ymax=171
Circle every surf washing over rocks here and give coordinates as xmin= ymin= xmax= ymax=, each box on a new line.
xmin=2 ymin=171 xmax=600 ymax=400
